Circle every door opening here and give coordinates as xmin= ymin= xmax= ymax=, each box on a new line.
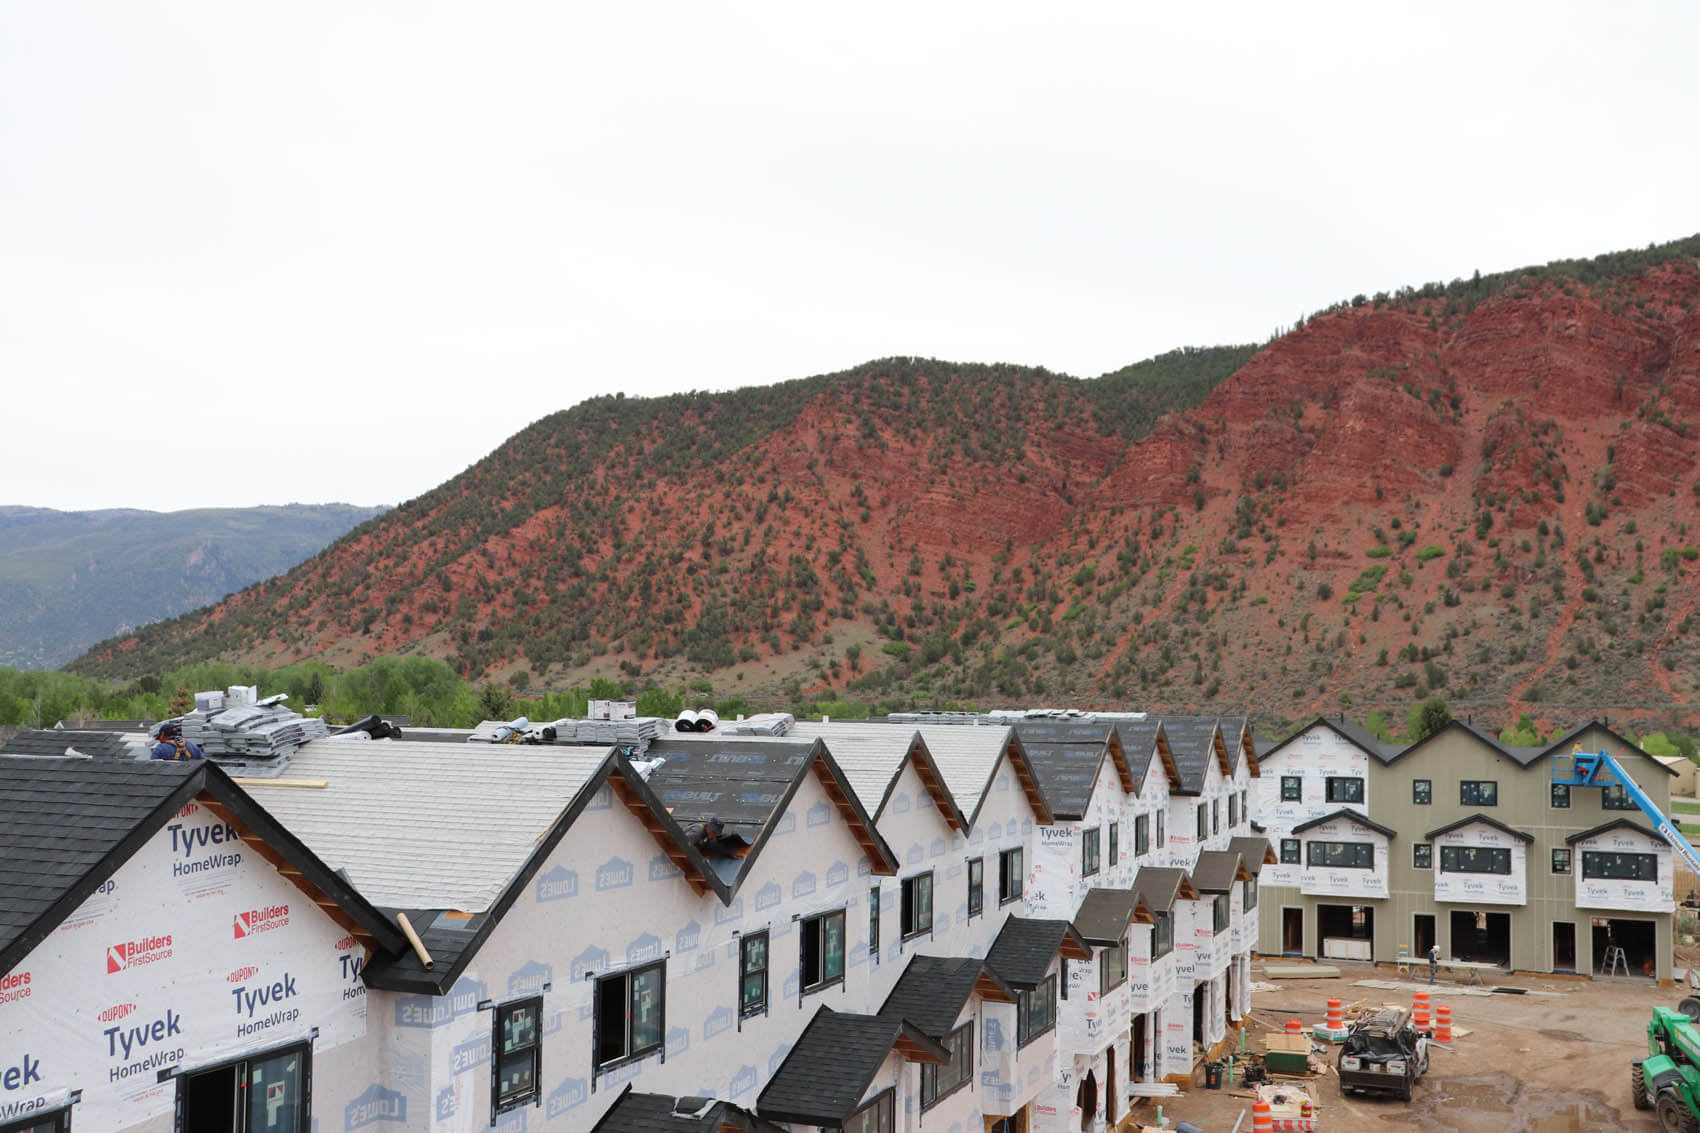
xmin=1076 ymin=1069 xmax=1097 ymax=1131
xmin=1413 ymin=914 xmax=1435 ymax=961
xmin=1281 ymin=908 xmax=1303 ymax=955
xmin=1449 ymin=910 xmax=1511 ymax=967
xmin=1106 ymin=1050 xmax=1117 ymax=1128
xmin=1553 ymin=922 xmax=1576 ymax=972
xmin=1131 ymin=1015 xmax=1148 ymax=1082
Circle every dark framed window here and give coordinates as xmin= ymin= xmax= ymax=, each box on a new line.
xmin=1244 ymin=876 xmax=1258 ymax=911
xmin=967 ymin=858 xmax=984 ymax=919
xmin=1412 ymin=779 xmax=1432 ymax=805
xmin=1438 ymin=846 xmax=1511 ymax=875
xmin=901 ymin=873 xmax=934 ymax=940
xmin=802 ymin=910 xmax=846 ymax=992
xmin=595 ymin=961 xmax=664 ymax=1067
xmin=1552 ymin=848 xmax=1572 ymax=874
xmin=869 ymin=886 xmax=880 ymax=956
xmin=999 ymin=847 xmax=1024 ymax=905
xmin=740 ymin=931 xmax=769 ymax=1018
xmin=1280 ymin=776 xmax=1302 ymax=801
xmin=1228 ymin=793 xmax=1239 ymax=828
xmin=1551 ymin=783 xmax=1570 ymax=808
xmin=1082 ymin=828 xmax=1101 ymax=877
xmin=1017 ymin=975 xmax=1058 ymax=1047
xmin=5 ymin=1108 xmax=72 ymax=1133
xmin=844 ymin=1089 xmax=895 ymax=1133
xmin=1151 ymin=911 xmax=1173 ymax=958
xmin=1135 ymin=814 xmax=1150 ymax=856
xmin=1240 ymin=788 xmax=1248 ymax=824
xmin=1100 ymin=941 xmax=1128 ymax=994
xmin=1413 ymin=843 xmax=1432 ymax=869
xmin=494 ymin=997 xmax=542 ymax=1118
xmin=174 ymin=1038 xmax=310 ymax=1133
xmin=920 ymin=1023 xmax=973 ymax=1109
xmin=1195 ymin=803 xmax=1208 ymax=841
xmin=1305 ymin=841 xmax=1374 ymax=870
xmin=1280 ymin=838 xmax=1300 ymax=864
xmin=1211 ymin=798 xmax=1221 ymax=835
xmin=1212 ymin=894 xmax=1229 ymax=933
xmin=1108 ymin=822 xmax=1120 ymax=868
xmin=1603 ymin=784 xmax=1636 ymax=811
xmin=1326 ymin=777 xmax=1364 ymax=804
xmin=1155 ymin=811 xmax=1164 ymax=850
xmin=1582 ymin=851 xmax=1657 ymax=881
xmin=1460 ymin=780 xmax=1498 ymax=807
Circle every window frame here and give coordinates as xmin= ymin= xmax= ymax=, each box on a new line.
xmin=1108 ymin=822 xmax=1120 ymax=869
xmin=1602 ymin=784 xmax=1637 ymax=811
xmin=1196 ymin=803 xmax=1208 ymax=842
xmin=1082 ymin=827 xmax=1101 ymax=877
xmin=4 ymin=1109 xmax=73 ymax=1133
xmin=172 ymin=1036 xmax=313 ymax=1133
xmin=594 ymin=960 xmax=666 ymax=1069
xmin=1155 ymin=811 xmax=1164 ymax=850
xmin=1016 ymin=974 xmax=1059 ymax=1048
xmin=1151 ymin=911 xmax=1173 ymax=959
xmin=739 ymin=931 xmax=769 ymax=1019
xmin=920 ymin=1022 xmax=974 ymax=1109
xmin=900 ymin=872 xmax=934 ymax=941
xmin=1134 ymin=814 xmax=1150 ymax=857
xmin=1279 ymin=838 xmax=1300 ymax=865
xmin=1100 ymin=940 xmax=1129 ymax=994
xmin=1305 ymin=840 xmax=1375 ymax=870
xmin=1280 ymin=776 xmax=1302 ymax=801
xmin=1228 ymin=792 xmax=1239 ymax=829
xmin=1438 ymin=845 xmax=1511 ymax=875
xmin=1412 ymin=842 xmax=1432 ymax=870
xmin=1243 ymin=875 xmax=1258 ymax=911
xmin=998 ymin=847 xmax=1024 ymax=905
xmin=1212 ymin=797 xmax=1221 ymax=835
xmin=1412 ymin=779 xmax=1432 ymax=806
xmin=967 ymin=857 xmax=985 ymax=920
xmin=1550 ymin=782 xmax=1571 ymax=809
xmin=1325 ymin=777 xmax=1365 ymax=804
xmin=1459 ymin=780 xmax=1498 ymax=807
xmin=1211 ymin=893 xmax=1229 ymax=934
xmin=493 ymin=995 xmax=544 ymax=1119
xmin=1552 ymin=848 xmax=1572 ymax=875
xmin=844 ymin=1088 xmax=895 ymax=1133
xmin=868 ymin=886 xmax=880 ymax=957
xmin=801 ymin=909 xmax=847 ymax=994
xmin=1582 ymin=850 xmax=1658 ymax=881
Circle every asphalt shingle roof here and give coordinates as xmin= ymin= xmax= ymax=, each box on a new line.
xmin=1189 ymin=851 xmax=1246 ymax=894
xmin=0 ymin=728 xmax=141 ymax=760
xmin=1133 ymin=867 xmax=1195 ymax=913
xmin=1153 ymin=716 xmax=1224 ymax=794
xmin=1422 ymin=813 xmax=1532 ymax=844
xmin=0 ymin=755 xmax=200 ymax=967
xmin=1292 ymin=807 xmax=1398 ymax=840
xmin=1013 ymin=723 xmax=1119 ymax=820
xmin=644 ymin=739 xmax=816 ymax=845
xmin=985 ymin=916 xmax=1087 ymax=988
xmin=758 ymin=1009 xmax=947 ymax=1125
xmin=1072 ymin=888 xmax=1142 ymax=946
xmin=1226 ymin=836 xmax=1276 ymax=876
xmin=592 ymin=1089 xmax=781 ymax=1133
xmin=878 ymin=955 xmax=994 ymax=1037
xmin=1114 ymin=719 xmax=1162 ymax=791
xmin=1565 ymin=817 xmax=1662 ymax=845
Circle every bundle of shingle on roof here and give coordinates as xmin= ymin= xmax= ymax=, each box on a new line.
xmin=715 ymin=712 xmax=794 ymax=737
xmin=466 ymin=715 xmax=667 ymax=746
xmin=174 ymin=689 xmax=330 ymax=774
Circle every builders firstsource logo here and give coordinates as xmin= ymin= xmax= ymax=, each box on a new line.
xmin=107 ymin=934 xmax=173 ymax=973
xmin=0 ymin=971 xmax=29 ymax=1005
xmin=234 ymin=904 xmax=290 ymax=939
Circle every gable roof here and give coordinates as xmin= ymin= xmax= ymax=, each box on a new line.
xmin=1422 ymin=813 xmax=1534 ymax=844
xmin=1565 ymin=817 xmax=1663 ymax=845
xmin=1382 ymin=718 xmax=1514 ymax=768
xmin=985 ymin=915 xmax=1092 ymax=987
xmin=0 ymin=728 xmax=143 ymax=760
xmin=757 ymin=1008 xmax=948 ymax=1126
xmin=643 ymin=737 xmax=898 ymax=894
xmin=1226 ymin=836 xmax=1277 ymax=875
xmin=591 ymin=1087 xmax=784 ymax=1133
xmin=1133 ymin=867 xmax=1199 ymax=913
xmin=1291 ymin=807 xmax=1398 ymax=840
xmin=1071 ymin=887 xmax=1152 ymax=946
xmin=1013 ymin=723 xmax=1135 ymax=820
xmin=1535 ymin=722 xmax=1678 ymax=776
xmin=1211 ymin=716 xmax=1260 ymax=777
xmin=1257 ymin=716 xmax=1403 ymax=766
xmin=1114 ymin=719 xmax=1182 ymax=793
xmin=1152 ymin=716 xmax=1232 ymax=794
xmin=878 ymin=954 xmax=1014 ymax=1037
xmin=0 ymin=754 xmax=404 ymax=978
xmin=1190 ymin=850 xmax=1251 ymax=893
xmin=913 ymin=724 xmax=1053 ymax=827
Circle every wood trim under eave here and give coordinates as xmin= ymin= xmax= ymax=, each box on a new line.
xmin=1212 ymin=730 xmax=1232 ymax=779
xmin=1153 ymin=733 xmax=1183 ymax=792
xmin=895 ymin=1035 xmax=948 ymax=1064
xmin=604 ymin=773 xmax=711 ymax=897
xmin=973 ymin=972 xmax=1016 ymax=1003
xmin=1176 ymin=878 xmax=1200 ymax=901
xmin=1105 ymin=731 xmax=1136 ymax=796
xmin=197 ymin=795 xmax=377 ymax=956
xmin=909 ymin=740 xmax=964 ymax=834
xmin=1003 ymin=737 xmax=1055 ymax=825
xmin=1132 ymin=899 xmax=1156 ymax=926
xmin=1059 ymin=934 xmax=1093 ymax=962
xmin=813 ymin=759 xmax=895 ymax=875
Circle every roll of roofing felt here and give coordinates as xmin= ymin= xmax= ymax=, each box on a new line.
xmin=676 ymin=710 xmax=699 ymax=732
xmin=694 ymin=709 xmax=719 ymax=732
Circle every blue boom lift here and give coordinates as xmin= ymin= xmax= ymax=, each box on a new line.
xmin=1550 ymin=748 xmax=1700 ymax=876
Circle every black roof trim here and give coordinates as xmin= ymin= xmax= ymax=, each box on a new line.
xmin=1291 ymin=807 xmax=1399 ymax=840
xmin=1421 ymin=813 xmax=1534 ymax=844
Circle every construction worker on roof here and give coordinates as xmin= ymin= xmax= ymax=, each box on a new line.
xmin=150 ymin=721 xmax=205 ymax=761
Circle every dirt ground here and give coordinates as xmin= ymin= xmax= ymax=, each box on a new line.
xmin=1135 ymin=958 xmax=1674 ymax=1132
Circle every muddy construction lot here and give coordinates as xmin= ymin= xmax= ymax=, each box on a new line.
xmin=1142 ymin=959 xmax=1671 ymax=1132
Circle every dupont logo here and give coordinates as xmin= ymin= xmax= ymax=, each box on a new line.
xmin=98 ymin=1002 xmax=138 ymax=1024
xmin=335 ymin=935 xmax=359 ymax=951
xmin=227 ymin=966 xmax=261 ymax=984
xmin=106 ymin=934 xmax=173 ymax=973
xmin=234 ymin=905 xmax=290 ymax=938
xmin=0 ymin=971 xmax=29 ymax=1005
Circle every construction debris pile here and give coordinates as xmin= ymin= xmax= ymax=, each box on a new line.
xmin=174 ymin=687 xmax=331 ymax=774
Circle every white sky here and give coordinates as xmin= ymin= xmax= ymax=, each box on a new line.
xmin=4 ymin=1 xmax=1697 ymax=512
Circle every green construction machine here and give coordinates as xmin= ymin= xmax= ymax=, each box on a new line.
xmin=1634 ymin=1006 xmax=1700 ymax=1131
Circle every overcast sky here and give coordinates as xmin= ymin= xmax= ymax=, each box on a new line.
xmin=4 ymin=2 xmax=1697 ymax=513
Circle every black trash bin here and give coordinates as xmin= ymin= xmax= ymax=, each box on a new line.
xmin=1203 ymin=1060 xmax=1224 ymax=1090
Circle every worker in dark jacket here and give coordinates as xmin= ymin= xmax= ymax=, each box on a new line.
xmin=150 ymin=721 xmax=205 ymax=761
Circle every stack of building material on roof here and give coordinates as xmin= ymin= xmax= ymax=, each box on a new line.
xmin=174 ymin=691 xmax=330 ymax=777
xmin=718 ymin=712 xmax=794 ymax=736
xmin=467 ymin=715 xmax=666 ymax=747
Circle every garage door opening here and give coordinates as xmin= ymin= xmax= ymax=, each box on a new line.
xmin=1449 ymin=910 xmax=1510 ymax=967
xmin=1593 ymin=917 xmax=1657 ymax=977
xmin=1317 ymin=903 xmax=1374 ymax=961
